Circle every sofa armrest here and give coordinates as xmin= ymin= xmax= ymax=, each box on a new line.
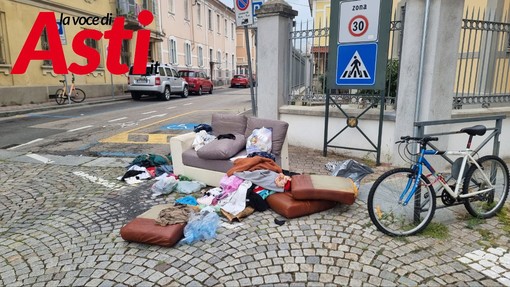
xmin=170 ymin=132 xmax=195 ymax=175
xmin=280 ymin=136 xmax=289 ymax=170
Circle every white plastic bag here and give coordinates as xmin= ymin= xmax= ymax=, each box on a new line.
xmin=151 ymin=176 xmax=178 ymax=197
xmin=246 ymin=127 xmax=272 ymax=154
xmin=192 ymin=130 xmax=216 ymax=151
xmin=175 ymin=181 xmax=206 ymax=194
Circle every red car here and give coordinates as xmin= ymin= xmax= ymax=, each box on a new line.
xmin=230 ymin=74 xmax=256 ymax=88
xmin=178 ymin=70 xmax=213 ymax=95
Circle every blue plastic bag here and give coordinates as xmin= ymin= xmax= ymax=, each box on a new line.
xmin=180 ymin=210 xmax=220 ymax=245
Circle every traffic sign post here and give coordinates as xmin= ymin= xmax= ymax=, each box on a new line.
xmin=327 ymin=0 xmax=392 ymax=90
xmin=235 ymin=0 xmax=254 ymax=26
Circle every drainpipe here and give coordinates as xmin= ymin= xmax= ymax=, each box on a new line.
xmin=413 ymin=0 xmax=431 ymax=137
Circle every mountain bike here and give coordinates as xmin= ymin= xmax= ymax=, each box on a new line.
xmin=55 ymin=74 xmax=86 ymax=105
xmin=367 ymin=125 xmax=509 ymax=236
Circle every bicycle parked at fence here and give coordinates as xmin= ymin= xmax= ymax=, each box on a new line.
xmin=367 ymin=125 xmax=509 ymax=236
xmin=55 ymin=74 xmax=86 ymax=105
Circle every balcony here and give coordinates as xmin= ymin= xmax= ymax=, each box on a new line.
xmin=116 ymin=0 xmax=142 ymax=30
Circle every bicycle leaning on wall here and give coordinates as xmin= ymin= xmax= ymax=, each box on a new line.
xmin=367 ymin=125 xmax=509 ymax=236
xmin=55 ymin=74 xmax=86 ymax=105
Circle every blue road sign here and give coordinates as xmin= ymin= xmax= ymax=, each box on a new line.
xmin=237 ymin=0 xmax=249 ymax=11
xmin=336 ymin=43 xmax=378 ymax=86
xmin=253 ymin=1 xmax=263 ymax=17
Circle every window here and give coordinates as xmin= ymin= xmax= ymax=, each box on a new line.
xmin=185 ymin=42 xmax=192 ymax=66
xmin=142 ymin=0 xmax=153 ymax=13
xmin=168 ymin=0 xmax=174 ymax=13
xmin=165 ymin=67 xmax=171 ymax=77
xmin=225 ymin=53 xmax=229 ymax=77
xmin=198 ymin=46 xmax=203 ymax=67
xmin=217 ymin=51 xmax=221 ymax=64
xmin=208 ymin=9 xmax=212 ymax=30
xmin=184 ymin=0 xmax=189 ymax=20
xmin=85 ymin=38 xmax=102 ymax=67
xmin=121 ymin=40 xmax=130 ymax=65
xmin=209 ymin=48 xmax=213 ymax=64
xmin=147 ymin=42 xmax=153 ymax=62
xmin=232 ymin=55 xmax=235 ymax=72
xmin=217 ymin=14 xmax=220 ymax=32
xmin=0 ymin=12 xmax=8 ymax=64
xmin=224 ymin=19 xmax=227 ymax=35
xmin=169 ymin=38 xmax=177 ymax=64
xmin=40 ymin=28 xmax=51 ymax=66
xmin=197 ymin=3 xmax=201 ymax=25
xmin=231 ymin=23 xmax=234 ymax=39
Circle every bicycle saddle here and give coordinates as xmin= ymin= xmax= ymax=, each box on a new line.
xmin=460 ymin=125 xmax=486 ymax=136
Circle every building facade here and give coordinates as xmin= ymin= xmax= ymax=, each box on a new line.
xmin=159 ymin=0 xmax=236 ymax=86
xmin=0 ymin=0 xmax=163 ymax=105
xmin=235 ymin=27 xmax=256 ymax=76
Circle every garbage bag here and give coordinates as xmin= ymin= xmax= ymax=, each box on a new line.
xmin=246 ymin=127 xmax=272 ymax=154
xmin=328 ymin=159 xmax=374 ymax=188
xmin=151 ymin=176 xmax=178 ymax=197
xmin=175 ymin=181 xmax=206 ymax=194
xmin=180 ymin=210 xmax=220 ymax=245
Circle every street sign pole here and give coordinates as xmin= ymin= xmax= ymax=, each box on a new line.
xmin=245 ymin=26 xmax=257 ymax=116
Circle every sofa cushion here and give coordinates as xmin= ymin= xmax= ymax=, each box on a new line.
xmin=183 ymin=148 xmax=241 ymax=173
xmin=120 ymin=218 xmax=185 ymax=247
xmin=266 ymin=192 xmax=337 ymax=219
xmin=197 ymin=133 xmax=246 ymax=160
xmin=211 ymin=114 xmax=247 ymax=136
xmin=245 ymin=117 xmax=288 ymax=155
xmin=291 ymin=175 xmax=358 ymax=205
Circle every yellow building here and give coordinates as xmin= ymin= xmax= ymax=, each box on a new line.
xmin=0 ymin=0 xmax=163 ymax=105
xmin=235 ymin=27 xmax=256 ymax=76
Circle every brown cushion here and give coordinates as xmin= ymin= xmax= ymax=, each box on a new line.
xmin=120 ymin=218 xmax=185 ymax=247
xmin=266 ymin=192 xmax=337 ymax=219
xmin=197 ymin=133 xmax=246 ymax=160
xmin=245 ymin=117 xmax=288 ymax=155
xmin=291 ymin=175 xmax=358 ymax=205
xmin=211 ymin=114 xmax=247 ymax=136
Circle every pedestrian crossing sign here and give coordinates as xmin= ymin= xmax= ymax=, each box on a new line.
xmin=336 ymin=43 xmax=377 ymax=86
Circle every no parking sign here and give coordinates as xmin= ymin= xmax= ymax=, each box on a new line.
xmin=235 ymin=0 xmax=254 ymax=26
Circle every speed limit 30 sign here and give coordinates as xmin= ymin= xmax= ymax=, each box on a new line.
xmin=339 ymin=0 xmax=380 ymax=43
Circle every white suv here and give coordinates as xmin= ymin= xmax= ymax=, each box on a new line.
xmin=128 ymin=63 xmax=189 ymax=101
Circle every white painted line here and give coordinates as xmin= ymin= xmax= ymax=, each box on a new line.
xmin=142 ymin=110 xmax=157 ymax=115
xmin=183 ymin=103 xmax=192 ymax=106
xmin=108 ymin=117 xmax=127 ymax=122
xmin=139 ymin=113 xmax=167 ymax=121
xmin=26 ymin=153 xmax=54 ymax=164
xmin=67 ymin=125 xmax=93 ymax=132
xmin=7 ymin=138 xmax=44 ymax=150
xmin=166 ymin=106 xmax=176 ymax=110
xmin=73 ymin=171 xmax=124 ymax=190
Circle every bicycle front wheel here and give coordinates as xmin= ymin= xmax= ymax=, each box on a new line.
xmin=55 ymin=89 xmax=66 ymax=105
xmin=368 ymin=168 xmax=436 ymax=236
xmin=70 ymin=88 xmax=86 ymax=103
xmin=463 ymin=155 xmax=509 ymax=218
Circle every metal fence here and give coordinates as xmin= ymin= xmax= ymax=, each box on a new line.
xmin=287 ymin=7 xmax=404 ymax=106
xmin=454 ymin=7 xmax=510 ymax=109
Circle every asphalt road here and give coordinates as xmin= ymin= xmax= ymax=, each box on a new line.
xmin=0 ymin=87 xmax=253 ymax=157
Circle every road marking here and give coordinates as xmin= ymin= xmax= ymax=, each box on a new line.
xmin=142 ymin=110 xmax=157 ymax=115
xmin=108 ymin=117 xmax=128 ymax=122
xmin=183 ymin=103 xmax=192 ymax=106
xmin=26 ymin=153 xmax=54 ymax=164
xmin=7 ymin=138 xmax=44 ymax=150
xmin=73 ymin=171 xmax=124 ymax=190
xmin=68 ymin=125 xmax=93 ymax=132
xmin=166 ymin=106 xmax=176 ymax=110
xmin=139 ymin=113 xmax=167 ymax=122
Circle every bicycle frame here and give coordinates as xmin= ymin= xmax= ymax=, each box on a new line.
xmin=400 ymin=147 xmax=495 ymax=206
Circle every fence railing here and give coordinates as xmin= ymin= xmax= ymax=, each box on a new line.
xmin=454 ymin=7 xmax=510 ymax=109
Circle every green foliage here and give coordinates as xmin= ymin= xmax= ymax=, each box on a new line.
xmin=356 ymin=59 xmax=400 ymax=100
xmin=421 ymin=222 xmax=449 ymax=239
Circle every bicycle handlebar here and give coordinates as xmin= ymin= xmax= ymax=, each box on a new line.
xmin=396 ymin=136 xmax=438 ymax=144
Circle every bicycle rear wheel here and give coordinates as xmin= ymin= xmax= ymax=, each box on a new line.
xmin=368 ymin=168 xmax=436 ymax=236
xmin=55 ymin=89 xmax=66 ymax=105
xmin=462 ymin=155 xmax=509 ymax=218
xmin=70 ymin=88 xmax=86 ymax=103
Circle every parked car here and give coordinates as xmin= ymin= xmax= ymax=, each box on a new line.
xmin=128 ymin=63 xmax=189 ymax=101
xmin=230 ymin=74 xmax=256 ymax=88
xmin=178 ymin=70 xmax=213 ymax=95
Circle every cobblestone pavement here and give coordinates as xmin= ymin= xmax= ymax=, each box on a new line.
xmin=0 ymin=147 xmax=509 ymax=286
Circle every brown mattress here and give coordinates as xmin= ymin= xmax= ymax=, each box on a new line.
xmin=266 ymin=192 xmax=337 ymax=219
xmin=291 ymin=174 xmax=358 ymax=205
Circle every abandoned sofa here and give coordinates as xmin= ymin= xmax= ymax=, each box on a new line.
xmin=170 ymin=113 xmax=289 ymax=187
